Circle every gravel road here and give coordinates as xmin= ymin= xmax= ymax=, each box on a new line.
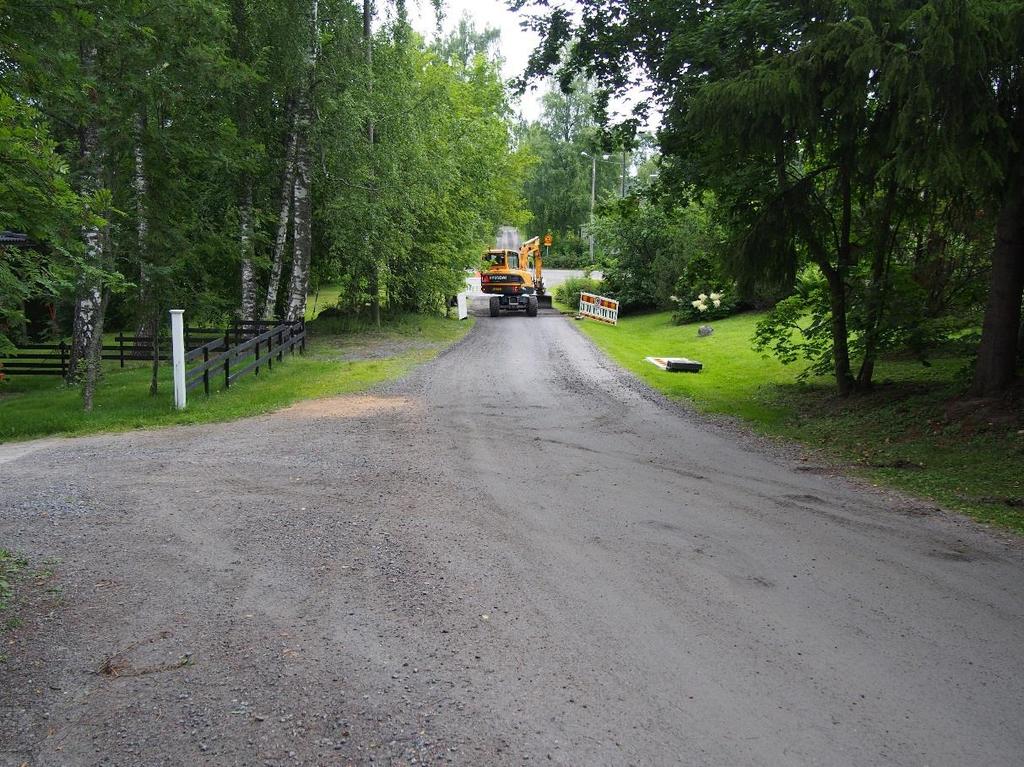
xmin=2 ymin=308 xmax=1023 ymax=766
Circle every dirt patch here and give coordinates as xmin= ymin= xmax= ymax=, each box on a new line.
xmin=280 ymin=393 xmax=418 ymax=419
xmin=944 ymin=391 xmax=1023 ymax=431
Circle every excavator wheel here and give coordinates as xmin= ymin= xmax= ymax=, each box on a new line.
xmin=526 ymin=295 xmax=539 ymax=317
xmin=489 ymin=296 xmax=500 ymax=317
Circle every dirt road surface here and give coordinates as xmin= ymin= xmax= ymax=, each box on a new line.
xmin=2 ymin=309 xmax=1022 ymax=766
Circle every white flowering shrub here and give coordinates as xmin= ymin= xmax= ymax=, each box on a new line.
xmin=672 ymin=287 xmax=734 ymax=323
xmin=670 ymin=254 xmax=737 ymax=324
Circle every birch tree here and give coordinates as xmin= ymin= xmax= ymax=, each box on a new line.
xmin=263 ymin=115 xmax=296 ymax=320
xmin=68 ymin=44 xmax=107 ymax=402
xmin=284 ymin=0 xmax=319 ymax=323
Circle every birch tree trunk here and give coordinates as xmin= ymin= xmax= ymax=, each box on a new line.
xmin=132 ymin=111 xmax=155 ymax=354
xmin=239 ymin=180 xmax=259 ymax=323
xmin=82 ymin=289 xmax=109 ymax=412
xmin=133 ymin=112 xmax=148 ymax=265
xmin=69 ymin=284 xmax=101 ymax=383
xmin=285 ymin=126 xmax=312 ymax=322
xmin=364 ymin=0 xmax=380 ymax=328
xmin=232 ymin=0 xmax=259 ymax=326
xmin=263 ymin=122 xmax=297 ymax=320
xmin=284 ymin=0 xmax=318 ymax=323
xmin=68 ymin=44 xmax=105 ymax=387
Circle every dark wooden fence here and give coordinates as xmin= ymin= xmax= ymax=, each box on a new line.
xmin=0 ymin=343 xmax=71 ymax=377
xmin=0 ymin=319 xmax=299 ymax=379
xmin=117 ymin=333 xmax=170 ymax=363
xmin=185 ymin=320 xmax=306 ymax=395
xmin=0 ymin=337 xmax=162 ymax=377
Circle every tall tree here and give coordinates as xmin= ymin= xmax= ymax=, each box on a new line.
xmin=362 ymin=0 xmax=381 ymax=327
xmin=284 ymin=0 xmax=319 ymax=323
xmin=233 ymin=0 xmax=259 ymax=324
xmin=518 ymin=79 xmax=620 ymax=265
xmin=517 ymin=0 xmax=1021 ymax=395
xmin=908 ymin=1 xmax=1024 ymax=396
xmin=68 ymin=41 xmax=109 ymax=411
xmin=263 ymin=109 xmax=296 ymax=320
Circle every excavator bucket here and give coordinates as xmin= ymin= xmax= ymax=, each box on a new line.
xmin=537 ymin=295 xmax=553 ymax=309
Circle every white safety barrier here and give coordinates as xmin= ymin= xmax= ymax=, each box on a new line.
xmin=457 ymin=292 xmax=468 ymax=320
xmin=578 ymin=292 xmax=619 ymax=325
xmin=170 ymin=309 xmax=186 ymax=410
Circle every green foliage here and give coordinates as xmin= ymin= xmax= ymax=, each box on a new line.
xmin=670 ymin=253 xmax=737 ymax=324
xmin=434 ymin=13 xmax=501 ymax=67
xmin=554 ymin=276 xmax=603 ymax=308
xmin=543 ymin=230 xmax=590 ymax=268
xmin=317 ymin=23 xmax=532 ymax=316
xmin=0 ymin=94 xmax=87 ymax=353
xmin=754 ymin=262 xmax=984 ymax=380
xmin=753 ymin=267 xmax=835 ymax=380
xmin=595 ymin=197 xmax=720 ymax=312
xmin=520 ymin=0 xmax=1021 ymax=395
xmin=517 ymin=80 xmax=624 ymax=263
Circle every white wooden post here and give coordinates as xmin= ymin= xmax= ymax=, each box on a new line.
xmin=170 ymin=309 xmax=186 ymax=410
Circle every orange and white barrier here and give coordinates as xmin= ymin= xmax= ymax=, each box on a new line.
xmin=579 ymin=292 xmax=619 ymax=325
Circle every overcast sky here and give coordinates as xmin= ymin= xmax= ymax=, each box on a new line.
xmin=404 ymin=0 xmax=547 ymax=121
xmin=401 ymin=1 xmax=655 ymax=131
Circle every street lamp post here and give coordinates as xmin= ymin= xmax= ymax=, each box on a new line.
xmin=581 ymin=151 xmax=608 ymax=263
xmin=581 ymin=151 xmax=596 ymax=262
xmin=581 ymin=150 xmax=629 ymax=262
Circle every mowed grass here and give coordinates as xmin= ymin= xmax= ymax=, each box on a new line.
xmin=0 ymin=313 xmax=472 ymax=443
xmin=575 ymin=310 xmax=1024 ymax=534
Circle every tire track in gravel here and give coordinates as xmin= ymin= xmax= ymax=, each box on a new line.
xmin=1 ymin=307 xmax=1023 ymax=766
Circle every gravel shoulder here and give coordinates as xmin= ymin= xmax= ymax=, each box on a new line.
xmin=1 ymin=307 xmax=1022 ymax=766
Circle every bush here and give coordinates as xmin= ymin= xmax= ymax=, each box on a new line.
xmin=593 ymin=196 xmax=722 ymax=312
xmin=554 ymin=276 xmax=603 ymax=308
xmin=671 ymin=253 xmax=738 ymax=324
xmin=671 ymin=289 xmax=737 ymax=324
xmin=752 ymin=262 xmax=970 ymax=382
xmin=543 ymin=230 xmax=591 ymax=268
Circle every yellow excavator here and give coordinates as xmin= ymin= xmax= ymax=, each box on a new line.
xmin=480 ymin=232 xmax=551 ymax=317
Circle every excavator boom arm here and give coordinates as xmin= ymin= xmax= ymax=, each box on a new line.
xmin=519 ymin=236 xmax=543 ymax=295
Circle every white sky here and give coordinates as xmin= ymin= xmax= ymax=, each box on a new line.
xmin=402 ymin=0 xmax=656 ymax=130
xmin=404 ymin=0 xmax=547 ymax=121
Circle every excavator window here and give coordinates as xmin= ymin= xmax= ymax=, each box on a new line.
xmin=507 ymin=254 xmax=520 ymax=269
xmin=484 ymin=252 xmax=505 ymax=267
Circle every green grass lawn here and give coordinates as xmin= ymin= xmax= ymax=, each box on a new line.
xmin=0 ymin=313 xmax=472 ymax=443
xmin=305 ymin=283 xmax=343 ymax=320
xmin=574 ymin=310 xmax=1024 ymax=534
